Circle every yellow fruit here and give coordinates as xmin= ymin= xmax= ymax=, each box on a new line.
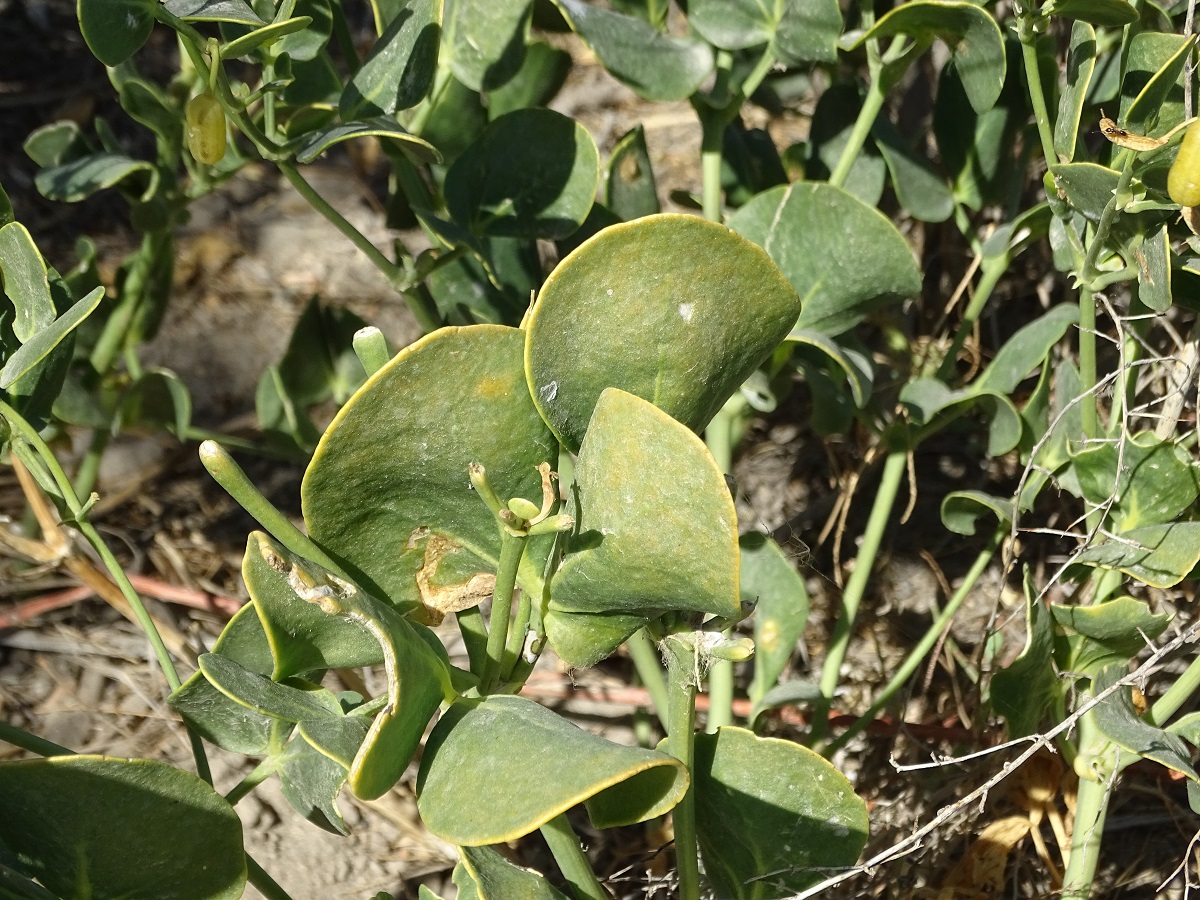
xmin=186 ymin=93 xmax=226 ymax=165
xmin=1168 ymin=120 xmax=1200 ymax=207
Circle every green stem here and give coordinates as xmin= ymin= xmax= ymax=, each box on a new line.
xmin=821 ymin=524 xmax=1003 ymax=755
xmin=224 ymin=757 xmax=276 ymax=805
xmin=704 ymin=403 xmax=738 ymax=732
xmin=828 ymin=76 xmax=886 ymax=189
xmin=936 ymin=256 xmax=1006 ymax=383
xmin=246 ymin=857 xmax=296 ymax=900
xmin=72 ymin=428 xmax=110 ymax=500
xmin=812 ymin=443 xmax=909 ymax=745
xmin=277 ymin=163 xmax=441 ymax=333
xmin=1061 ymin=715 xmax=1113 ymax=899
xmin=0 ymin=720 xmax=73 ymax=757
xmin=1018 ymin=31 xmax=1058 ymax=165
xmin=1149 ymin=650 xmax=1200 ymax=725
xmin=540 ymin=814 xmax=609 ymax=900
xmin=456 ymin=606 xmax=489 ymax=677
xmin=662 ymin=636 xmax=700 ymax=900
xmin=1079 ymin=284 xmax=1099 ymax=440
xmin=481 ymin=531 xmax=527 ymax=692
xmin=501 ymin=590 xmax=532 ymax=680
xmin=626 ymin=628 xmax=670 ymax=730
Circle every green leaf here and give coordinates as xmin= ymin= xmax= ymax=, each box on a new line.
xmin=276 ymin=733 xmax=352 ymax=834
xmin=541 ymin=608 xmax=648 ymax=668
xmin=687 ymin=0 xmax=778 ymax=49
xmin=973 ymin=303 xmax=1078 ymax=395
xmin=0 ymin=756 xmax=245 ymax=899
xmin=729 ymin=183 xmax=920 ymax=337
xmin=200 ymin=653 xmax=344 ymax=722
xmin=115 ymin=74 xmax=181 ymax=147
xmin=740 ymin=532 xmax=809 ymax=721
xmin=303 ymin=325 xmax=557 ymax=617
xmin=772 ymin=0 xmax=841 ymax=65
xmin=340 ymin=0 xmax=441 ymax=117
xmin=1047 ymin=162 xmax=1119 ymax=223
xmin=294 ymin=118 xmax=441 ymax=164
xmin=1072 ymin=433 xmax=1200 ymax=530
xmin=554 ymin=0 xmax=713 ymax=102
xmin=244 ymin=532 xmax=384 ymax=679
xmin=444 ymin=108 xmax=599 ymax=239
xmin=991 ymin=572 xmax=1058 ymax=737
xmin=693 ymin=727 xmax=868 ymax=897
xmin=0 ymin=223 xmax=55 ymax=343
xmin=873 ymin=117 xmax=954 ymax=223
xmin=526 ymin=214 xmax=800 ymax=452
xmin=688 ymin=0 xmax=841 ymax=63
xmin=220 ymin=16 xmax=313 ymax=59
xmin=1072 ymin=522 xmax=1200 ymax=588
xmin=857 ymin=1 xmax=1005 ymax=114
xmin=1091 ymin=664 xmax=1198 ymax=781
xmin=1054 ymin=21 xmax=1097 ymax=161
xmin=940 ymin=490 xmax=1014 ymax=535
xmin=163 ymin=0 xmax=266 ymax=24
xmin=605 ymin=124 xmax=659 ymax=221
xmin=486 ymin=40 xmax=572 ymax=119
xmin=34 ymin=153 xmax=158 ymax=203
xmin=444 ymin=0 xmax=530 ymax=92
xmin=787 ymin=330 xmax=873 ymax=408
xmin=1045 ymin=0 xmax=1137 ymax=25
xmin=168 ymin=604 xmax=278 ymax=755
xmin=275 ymin=0 xmax=333 ymax=61
xmin=0 ymin=287 xmax=104 ymax=389
xmin=114 ymin=367 xmax=192 ymax=438
xmin=417 ymin=695 xmax=688 ymax=843
xmin=456 ymin=846 xmax=570 ymax=900
xmin=548 ymin=389 xmax=741 ymax=622
xmin=0 ymin=183 xmax=12 ymax=227
xmin=78 ymin=0 xmax=155 ymax=65
xmin=806 ymin=83 xmax=885 ymax=206
xmin=1120 ymin=33 xmax=1194 ymax=136
xmin=1051 ymin=597 xmax=1169 ymax=675
xmin=1137 ymin=223 xmax=1171 ymax=311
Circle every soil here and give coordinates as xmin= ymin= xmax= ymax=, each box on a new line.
xmin=1 ymin=2 xmax=1199 ymax=898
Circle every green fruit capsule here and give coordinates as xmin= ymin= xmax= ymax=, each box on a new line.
xmin=1168 ymin=120 xmax=1200 ymax=207
xmin=186 ymin=93 xmax=226 ymax=165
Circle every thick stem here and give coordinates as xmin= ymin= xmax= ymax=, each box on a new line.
xmin=501 ymin=590 xmax=532 ymax=680
xmin=0 ymin=720 xmax=73 ymax=757
xmin=540 ymin=814 xmax=610 ymax=900
xmin=704 ymin=404 xmax=738 ymax=731
xmin=481 ymin=531 xmax=527 ymax=692
xmin=246 ymin=856 xmax=296 ymax=900
xmin=663 ymin=636 xmax=701 ymax=900
xmin=1019 ymin=32 xmax=1058 ymax=165
xmin=1149 ymin=650 xmax=1200 ymax=725
xmin=821 ymin=524 xmax=1004 ymax=755
xmin=456 ymin=606 xmax=489 ymax=677
xmin=626 ymin=628 xmax=670 ymax=730
xmin=224 ymin=757 xmax=276 ymax=805
xmin=828 ymin=77 xmax=887 ymax=190
xmin=812 ymin=444 xmax=909 ymax=744
xmin=1078 ymin=284 xmax=1099 ymax=440
xmin=1061 ymin=716 xmax=1114 ymax=898
xmin=277 ymin=163 xmax=441 ymax=333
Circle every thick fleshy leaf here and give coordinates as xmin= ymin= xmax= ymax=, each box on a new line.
xmin=1073 ymin=433 xmax=1200 ymax=530
xmin=298 ymin=713 xmax=373 ymax=770
xmin=549 ymin=389 xmax=740 ymax=620
xmin=114 ymin=74 xmax=179 ymax=146
xmin=444 ymin=0 xmax=530 ymax=92
xmin=23 ymin=122 xmax=91 ymax=168
xmin=729 ymin=183 xmax=919 ymax=337
xmin=416 ymin=695 xmax=688 ymax=843
xmin=787 ymin=330 xmax=872 ymax=408
xmin=526 ymin=214 xmax=800 ymax=451
xmin=689 ymin=0 xmax=839 ymax=64
xmin=78 ymin=0 xmax=155 ymax=64
xmin=899 ymin=379 xmax=1022 ymax=455
xmin=340 ymin=0 xmax=440 ymax=117
xmin=542 ymin=607 xmax=648 ymax=668
xmin=444 ymin=108 xmax=599 ymax=239
xmin=1073 ymin=522 xmax=1200 ymax=589
xmin=1137 ymin=223 xmax=1171 ymax=311
xmin=1120 ymin=33 xmax=1193 ymax=136
xmin=486 ymin=40 xmax=572 ymax=119
xmin=605 ymin=124 xmax=659 ymax=221
xmin=0 ymin=223 xmax=55 ymax=343
xmin=856 ymin=1 xmax=1005 ymax=114
xmin=873 ymin=117 xmax=954 ymax=223
xmin=113 ymin=367 xmax=192 ymax=438
xmin=295 ymin=119 xmax=440 ymax=164
xmin=740 ymin=532 xmax=808 ymax=721
xmin=199 ymin=653 xmax=344 ymax=722
xmin=168 ymin=604 xmax=277 ymax=755
xmin=1046 ymin=0 xmax=1136 ymax=25
xmin=34 ymin=153 xmax=157 ymax=203
xmin=1052 ymin=597 xmax=1169 ymax=675
xmin=0 ymin=287 xmax=104 ymax=389
xmin=772 ymin=0 xmax=841 ymax=65
xmin=991 ymin=573 xmax=1058 ymax=737
xmin=302 ymin=325 xmax=556 ymax=614
xmin=276 ymin=734 xmax=351 ymax=834
xmin=940 ymin=490 xmax=1014 ymax=535
xmin=219 ymin=16 xmax=313 ymax=59
xmin=1048 ymin=162 xmax=1119 ymax=223
xmin=553 ymin=0 xmax=713 ymax=102
xmin=1091 ymin=664 xmax=1198 ymax=781
xmin=973 ymin=303 xmax=1078 ymax=395
xmin=455 ymin=846 xmax=570 ymax=900
xmin=693 ymin=727 xmax=868 ymax=898
xmin=244 ymin=532 xmax=383 ymax=679
xmin=275 ymin=0 xmax=332 ymax=61
xmin=1054 ymin=21 xmax=1097 ymax=161
xmin=0 ymin=756 xmax=245 ymax=899
xmin=163 ymin=0 xmax=266 ymax=23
